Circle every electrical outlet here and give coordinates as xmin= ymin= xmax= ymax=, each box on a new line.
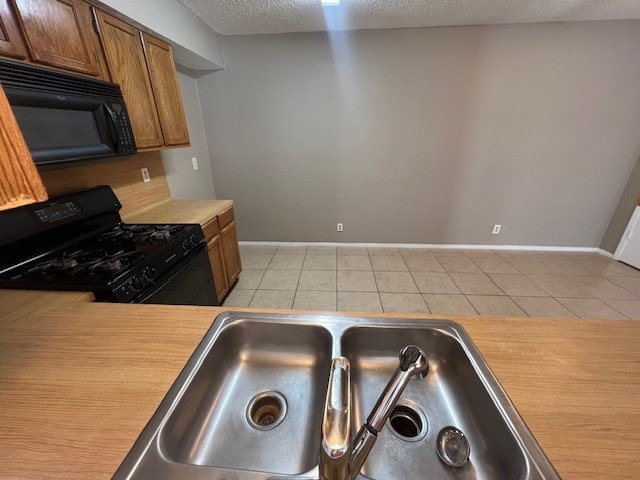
xmin=492 ymin=224 xmax=501 ymax=235
xmin=192 ymin=157 xmax=198 ymax=170
xmin=337 ymin=223 xmax=343 ymax=232
xmin=141 ymin=167 xmax=150 ymax=183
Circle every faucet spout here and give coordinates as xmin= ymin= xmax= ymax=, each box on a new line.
xmin=319 ymin=346 xmax=428 ymax=480
xmin=319 ymin=357 xmax=351 ymax=480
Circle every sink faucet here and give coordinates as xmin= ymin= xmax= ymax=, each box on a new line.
xmin=319 ymin=346 xmax=428 ymax=480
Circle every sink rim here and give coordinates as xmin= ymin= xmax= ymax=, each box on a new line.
xmin=114 ymin=312 xmax=561 ymax=480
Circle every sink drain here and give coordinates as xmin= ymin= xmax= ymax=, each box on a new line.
xmin=436 ymin=426 xmax=470 ymax=467
xmin=246 ymin=391 xmax=287 ymax=431
xmin=387 ymin=398 xmax=428 ymax=442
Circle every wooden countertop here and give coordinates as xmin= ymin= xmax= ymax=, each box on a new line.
xmin=0 ymin=290 xmax=639 ymax=479
xmin=122 ymin=198 xmax=233 ymax=226
xmin=0 ymin=289 xmax=94 ymax=327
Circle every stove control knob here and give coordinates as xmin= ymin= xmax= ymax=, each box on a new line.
xmin=131 ymin=276 xmax=144 ymax=292
xmin=190 ymin=234 xmax=200 ymax=247
xmin=182 ymin=239 xmax=191 ymax=252
xmin=143 ymin=266 xmax=157 ymax=281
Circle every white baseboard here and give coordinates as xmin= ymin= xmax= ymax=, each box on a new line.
xmin=595 ymin=248 xmax=614 ymax=258
xmin=239 ymin=241 xmax=608 ymax=254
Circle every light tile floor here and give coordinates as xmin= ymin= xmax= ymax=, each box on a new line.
xmin=223 ymin=246 xmax=640 ymax=320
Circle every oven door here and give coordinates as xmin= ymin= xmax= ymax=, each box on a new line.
xmin=133 ymin=246 xmax=220 ymax=306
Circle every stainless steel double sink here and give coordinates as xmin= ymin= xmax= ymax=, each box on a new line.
xmin=115 ymin=312 xmax=560 ymax=479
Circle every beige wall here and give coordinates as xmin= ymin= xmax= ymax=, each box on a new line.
xmin=198 ymin=21 xmax=640 ymax=245
xmin=161 ymin=69 xmax=216 ymax=200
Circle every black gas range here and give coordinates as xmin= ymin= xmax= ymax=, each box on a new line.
xmin=0 ymin=186 xmax=219 ymax=306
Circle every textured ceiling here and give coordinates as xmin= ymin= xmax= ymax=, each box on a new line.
xmin=178 ymin=0 xmax=640 ymax=35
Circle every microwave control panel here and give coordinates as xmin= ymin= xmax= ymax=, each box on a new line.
xmin=110 ymin=102 xmax=136 ymax=154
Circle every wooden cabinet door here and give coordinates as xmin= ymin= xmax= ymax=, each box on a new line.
xmin=141 ymin=33 xmax=190 ymax=147
xmin=207 ymin=234 xmax=229 ymax=302
xmin=0 ymin=84 xmax=47 ymax=210
xmin=0 ymin=0 xmax=27 ymax=59
xmin=11 ymin=0 xmax=99 ymax=75
xmin=94 ymin=9 xmax=163 ymax=149
xmin=220 ymin=220 xmax=242 ymax=286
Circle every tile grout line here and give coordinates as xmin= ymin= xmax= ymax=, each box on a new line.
xmin=565 ymin=275 xmax=640 ymax=301
xmin=606 ymin=277 xmax=640 ymax=300
xmin=485 ymin=273 xmax=551 ymax=298
xmin=247 ymin=268 xmax=268 ymax=306
xmin=553 ymin=298 xmax=585 ymax=319
xmin=254 ymin=249 xmax=277 ymax=291
xmin=404 ymin=264 xmax=433 ymax=314
xmin=464 ymin=294 xmax=530 ymax=318
xmin=401 ymin=253 xmax=422 ymax=298
xmin=368 ymin=250 xmax=384 ymax=312
xmin=485 ymin=270 xmax=513 ymax=297
xmin=598 ymin=298 xmax=633 ymax=320
xmin=335 ymin=261 xmax=339 ymax=309
xmin=462 ymin=294 xmax=481 ymax=316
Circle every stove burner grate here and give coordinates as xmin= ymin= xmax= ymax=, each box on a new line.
xmin=98 ymin=224 xmax=186 ymax=245
xmin=23 ymin=248 xmax=143 ymax=279
xmin=88 ymin=250 xmax=143 ymax=275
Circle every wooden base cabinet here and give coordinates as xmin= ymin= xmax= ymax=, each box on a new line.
xmin=220 ymin=219 xmax=241 ymax=286
xmin=202 ymin=206 xmax=242 ymax=303
xmin=207 ymin=234 xmax=228 ymax=302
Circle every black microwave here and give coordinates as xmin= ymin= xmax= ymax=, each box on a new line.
xmin=0 ymin=59 xmax=136 ymax=166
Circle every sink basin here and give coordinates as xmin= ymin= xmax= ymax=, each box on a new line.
xmin=115 ymin=313 xmax=560 ymax=480
xmin=161 ymin=321 xmax=332 ymax=474
xmin=342 ymin=327 xmax=528 ymax=479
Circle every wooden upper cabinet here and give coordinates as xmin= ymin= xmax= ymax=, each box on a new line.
xmin=141 ymin=33 xmax=189 ymax=147
xmin=0 ymin=84 xmax=47 ymax=211
xmin=10 ymin=0 xmax=99 ymax=75
xmin=1 ymin=2 xmax=188 ymax=151
xmin=94 ymin=9 xmax=163 ymax=150
xmin=0 ymin=0 xmax=27 ymax=59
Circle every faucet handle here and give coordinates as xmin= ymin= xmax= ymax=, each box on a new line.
xmin=320 ymin=357 xmax=352 ymax=480
xmin=399 ymin=345 xmax=428 ymax=379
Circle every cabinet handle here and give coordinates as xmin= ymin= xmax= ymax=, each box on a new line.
xmin=90 ymin=7 xmax=101 ymax=36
